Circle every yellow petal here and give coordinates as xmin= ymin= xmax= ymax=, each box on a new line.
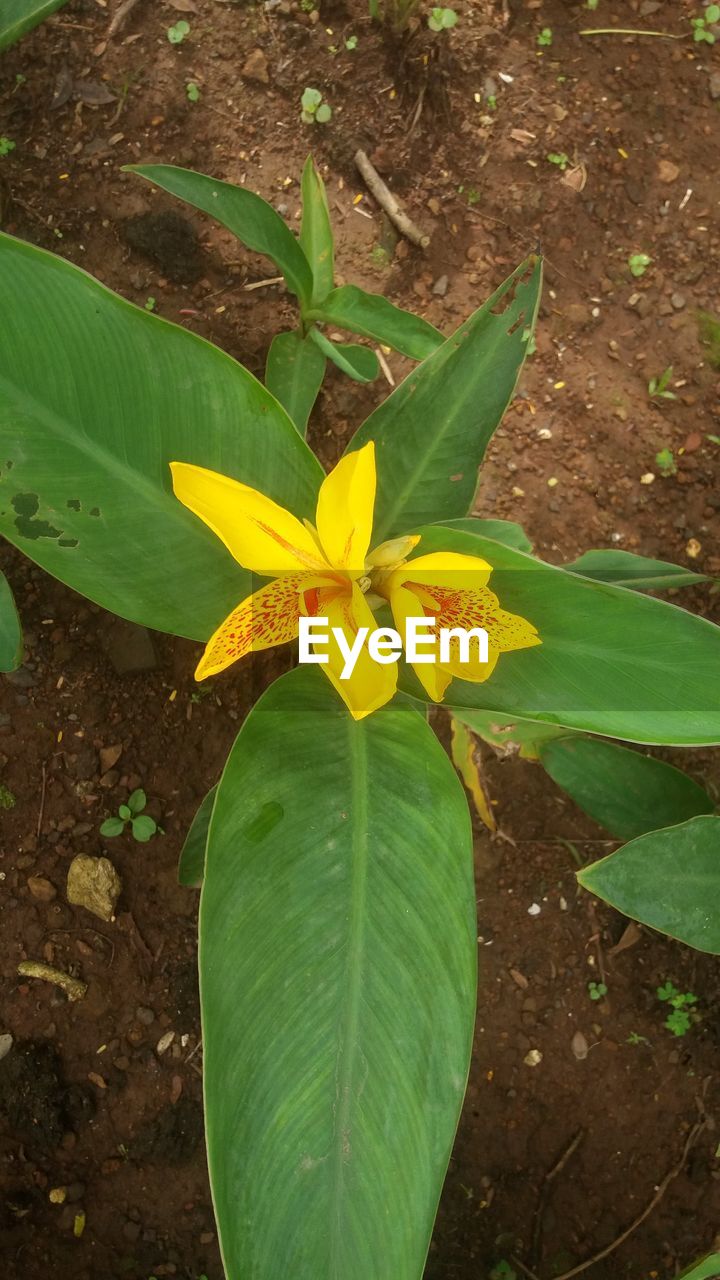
xmin=409 ymin=581 xmax=540 ymax=684
xmin=315 ymin=442 xmax=376 ymax=577
xmin=171 ymin=462 xmax=328 ymax=576
xmin=388 ymin=581 xmax=452 ymax=704
xmin=321 ymin=581 xmax=397 ymax=720
xmin=391 ymin=550 xmax=492 ymax=594
xmin=195 ymin=574 xmax=307 ymax=680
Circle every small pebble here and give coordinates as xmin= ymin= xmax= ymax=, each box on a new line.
xmin=523 ymin=1048 xmax=543 ymax=1067
xmin=527 ymin=903 xmax=541 ymax=917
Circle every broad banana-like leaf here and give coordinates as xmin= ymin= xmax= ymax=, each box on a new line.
xmin=201 ymin=666 xmax=476 ymax=1279
xmin=540 ymin=736 xmax=713 ymax=839
xmin=126 ymin=164 xmax=314 ymax=306
xmin=563 ymin=548 xmax=710 ymax=591
xmin=0 ymin=0 xmax=67 ymax=50
xmin=349 ymin=257 xmax=542 ymax=540
xmin=578 ymin=815 xmax=720 ymax=954
xmin=404 ymin=526 xmax=720 ymax=745
xmin=0 ymin=232 xmax=322 ymax=641
xmin=444 ymin=517 xmax=533 ymax=554
xmin=678 ymin=1255 xmax=720 ymax=1280
xmin=265 ymin=331 xmax=326 ymax=435
xmin=307 ymin=284 xmax=443 ymax=361
xmin=178 ymin=783 xmax=216 ymax=887
xmin=0 ymin=568 xmax=22 ymax=672
xmin=299 ymin=156 xmax=334 ymax=304
xmin=451 ymin=707 xmax=568 ymax=759
xmin=309 ymin=327 xmax=379 ymax=382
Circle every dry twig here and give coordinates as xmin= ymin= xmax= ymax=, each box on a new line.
xmin=353 ymin=150 xmax=430 ymax=249
xmin=108 ymin=0 xmax=144 ymax=39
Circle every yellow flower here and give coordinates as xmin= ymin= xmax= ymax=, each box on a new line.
xmin=171 ymin=442 xmax=540 ymax=720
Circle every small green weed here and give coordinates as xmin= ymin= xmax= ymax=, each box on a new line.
xmin=547 ymin=151 xmax=570 ymax=170
xmin=697 ymin=310 xmax=720 ymax=370
xmin=628 ymin=252 xmax=651 ymax=278
xmin=301 ymin=87 xmax=332 ymax=124
xmin=648 ymin=366 xmax=676 ymax=400
xmin=186 ymin=81 xmax=201 ymax=102
xmin=691 ymin=4 xmax=719 ymax=42
xmin=0 ymin=783 xmax=16 ymax=809
xmin=655 ymin=447 xmax=677 ymax=477
xmin=428 ymin=6 xmax=458 ymax=30
xmin=345 ymin=34 xmax=358 ymax=48
xmin=101 ymin=789 xmax=158 ymax=843
xmin=490 ymin=1264 xmax=517 ymax=1280
xmin=144 ymin=297 xmax=157 ymax=312
xmin=537 ymin=26 xmax=553 ymax=46
xmin=167 ymin=20 xmax=190 ymax=44
xmin=0 ymin=137 xmax=16 ymax=157
xmin=588 ymin=980 xmax=608 ymax=1001
xmin=627 ymin=1031 xmax=650 ymax=1046
xmin=657 ymin=981 xmax=698 ymax=1037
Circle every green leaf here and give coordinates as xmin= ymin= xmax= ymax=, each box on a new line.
xmin=0 ymin=0 xmax=68 ymax=50
xmin=451 ymin=708 xmax=568 ymax=759
xmin=349 ymin=256 xmax=542 ymax=540
xmin=0 ymin=569 xmax=22 ymax=672
xmin=126 ymin=164 xmax=314 ymax=306
xmin=131 ymin=814 xmax=157 ymax=842
xmin=539 ymin=736 xmax=714 ymax=839
xmin=578 ymin=816 xmax=720 ymax=954
xmin=201 ymin=666 xmax=476 ymax=1278
xmin=0 ymin=232 xmax=322 ymax=643
xmin=309 ymin=328 xmax=379 ymax=383
xmin=442 ymin=517 xmax=533 ymax=554
xmin=101 ymin=816 xmax=125 ymax=837
xmin=563 ymin=548 xmax=711 ymax=592
xmin=265 ymin=331 xmax=326 ymax=436
xmin=402 ymin=524 xmax=720 ymax=745
xmin=678 ymin=1253 xmax=720 ymax=1280
xmin=178 ymin=784 xmax=217 ymax=887
xmin=307 ymin=284 xmax=443 ymax=361
xmin=315 ymin=103 xmax=332 ymax=124
xmin=299 ymin=156 xmax=335 ymax=305
xmin=128 ymin=788 xmax=147 ymax=815
xmin=118 ymin=805 xmax=132 ymax=821
xmin=301 ymin=87 xmax=322 ymax=111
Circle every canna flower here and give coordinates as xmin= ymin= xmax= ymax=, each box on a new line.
xmin=170 ymin=442 xmax=540 ymax=720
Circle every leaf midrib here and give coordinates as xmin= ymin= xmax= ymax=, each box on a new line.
xmin=329 ymin=716 xmax=369 ymax=1275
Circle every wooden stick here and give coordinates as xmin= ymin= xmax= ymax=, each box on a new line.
xmin=108 ymin=0 xmax=143 ymax=38
xmin=353 ymin=149 xmax=430 ymax=249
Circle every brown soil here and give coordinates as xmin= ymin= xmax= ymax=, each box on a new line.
xmin=1 ymin=0 xmax=720 ymax=1277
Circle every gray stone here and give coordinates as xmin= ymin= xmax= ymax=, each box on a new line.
xmin=432 ymin=274 xmax=449 ymax=297
xmin=103 ymin=620 xmax=158 ymax=675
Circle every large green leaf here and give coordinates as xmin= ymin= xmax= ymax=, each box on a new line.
xmin=678 ymin=1255 xmax=720 ymax=1280
xmin=444 ymin=517 xmax=533 ymax=554
xmin=265 ymin=330 xmax=326 ymax=436
xmin=201 ymin=665 xmax=476 ymax=1279
xmin=178 ymin=784 xmax=216 ymax=887
xmin=126 ymin=164 xmax=314 ymax=306
xmin=578 ymin=815 xmax=720 ymax=954
xmin=540 ymin=736 xmax=714 ymax=839
xmin=0 ymin=232 xmax=322 ymax=641
xmin=299 ymin=156 xmax=335 ymax=305
xmin=403 ymin=526 xmax=720 ymax=745
xmin=0 ymin=568 xmax=22 ymax=672
xmin=0 ymin=0 xmax=67 ymax=50
xmin=309 ymin=328 xmax=379 ymax=383
xmin=563 ymin=548 xmax=710 ymax=592
xmin=349 ymin=257 xmax=542 ymax=540
xmin=452 ymin=708 xmax=568 ymax=759
xmin=307 ymin=284 xmax=443 ymax=361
